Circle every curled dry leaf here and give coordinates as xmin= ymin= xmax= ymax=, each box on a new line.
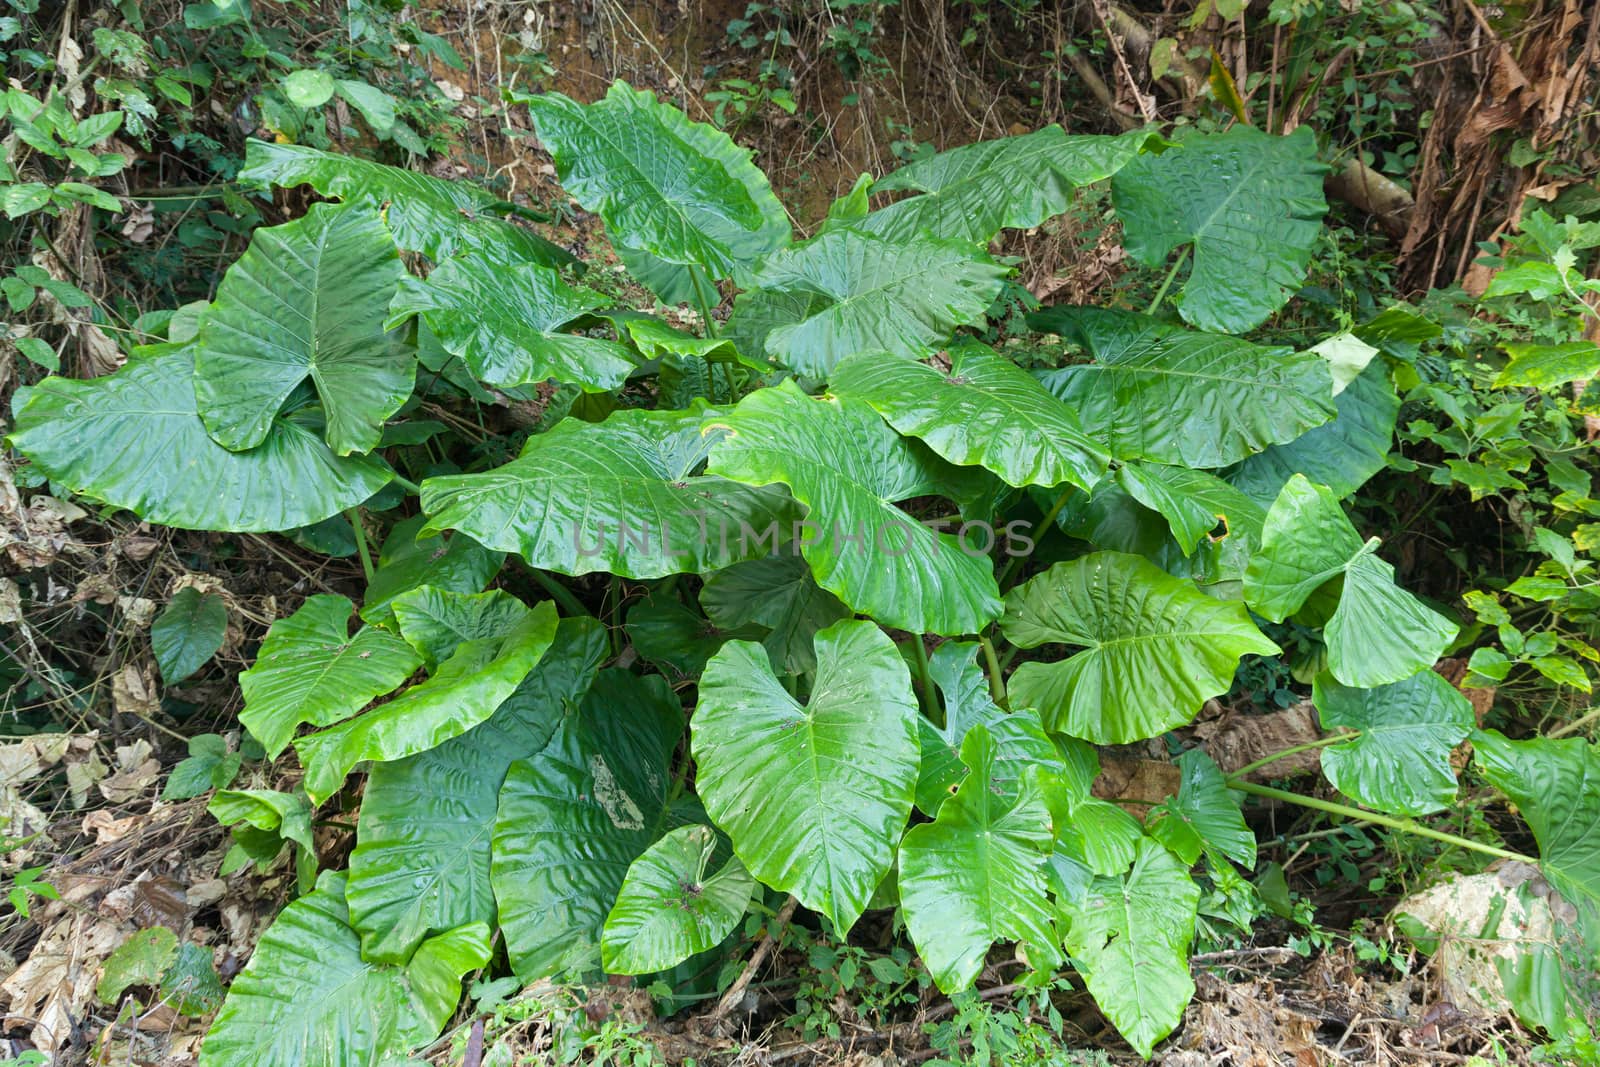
xmin=98 ymin=737 xmax=160 ymax=803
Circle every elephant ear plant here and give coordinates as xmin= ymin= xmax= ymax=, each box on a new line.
xmin=10 ymin=81 xmax=1598 ymax=1062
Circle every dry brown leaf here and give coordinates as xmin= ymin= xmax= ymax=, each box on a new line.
xmin=0 ymin=911 xmax=124 ymax=1053
xmin=83 ymin=809 xmax=143 ymax=844
xmin=98 ymin=737 xmax=160 ymax=803
xmin=112 ymin=666 xmax=162 ymax=721
xmin=1192 ymin=700 xmax=1322 ymax=780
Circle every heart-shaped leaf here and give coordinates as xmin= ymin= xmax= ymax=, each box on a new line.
xmin=1146 ymin=749 xmax=1255 ymax=868
xmin=1313 ymin=670 xmax=1473 ymax=817
xmin=692 ymin=620 xmax=920 ymax=934
xmin=1112 ymin=125 xmax=1328 ymax=333
xmin=831 ymin=341 xmax=1109 ymax=490
xmin=601 ymin=824 xmax=755 ymax=975
xmin=192 ymin=202 xmax=414 ymax=455
xmin=151 ymin=587 xmax=228 ymax=684
xmin=899 ymin=724 xmax=1057 ymax=992
xmin=1115 ymin=462 xmax=1265 ymax=556
xmin=8 ymin=345 xmax=393 ymax=532
xmin=1032 ymin=308 xmax=1335 ymax=468
xmin=706 ymin=381 xmax=1003 ymax=636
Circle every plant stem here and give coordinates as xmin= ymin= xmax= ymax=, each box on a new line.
xmin=978 ymin=633 xmax=1007 ymax=706
xmin=908 ymin=634 xmax=941 ymax=727
xmin=346 ymin=509 xmax=375 ymax=581
xmin=389 ymin=473 xmax=422 ymax=495
xmin=527 ymin=568 xmax=590 ymax=618
xmin=1550 ymin=705 xmax=1600 ymax=738
xmin=1145 ymin=247 xmax=1191 ymax=315
xmin=1227 ymin=780 xmax=1537 ymax=864
xmin=998 ymin=484 xmax=1075 ymax=591
xmin=1228 ymin=734 xmax=1349 ymax=779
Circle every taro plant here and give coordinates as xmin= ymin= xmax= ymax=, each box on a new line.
xmin=8 ymin=81 xmax=1599 ymax=1062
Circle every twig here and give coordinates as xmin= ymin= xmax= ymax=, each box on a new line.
xmin=1091 ymin=0 xmax=1156 ymax=123
xmin=708 ymin=895 xmax=798 ymax=1024
xmin=462 ymin=1018 xmax=485 ymax=1067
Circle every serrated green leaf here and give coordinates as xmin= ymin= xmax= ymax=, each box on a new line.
xmin=899 ymin=724 xmax=1057 ymax=992
xmin=421 ymin=407 xmax=799 ymax=579
xmin=521 ymin=81 xmax=789 ymax=278
xmin=706 ymin=381 xmax=1003 ymax=635
xmin=1147 ymin=749 xmax=1255 ymax=868
xmin=602 ymin=824 xmax=755 ymax=975
xmin=1003 ymin=552 xmax=1277 ymax=744
xmin=8 ymin=345 xmax=393 ymax=531
xmin=693 ymin=620 xmax=920 ymax=933
xmin=360 ymin=515 xmax=504 ymax=627
xmin=1243 ymin=476 xmax=1457 ymax=687
xmin=347 ymin=617 xmax=606 ymax=963
xmin=200 ymin=871 xmax=490 ymax=1067
xmin=239 ymin=594 xmax=422 ymax=759
xmin=855 ymin=126 xmax=1159 ymax=243
xmin=491 ymin=670 xmax=687 ymax=979
xmin=150 ymin=587 xmax=228 ymax=684
xmin=293 ymin=600 xmax=559 ymax=805
xmin=697 ymin=554 xmax=848 ymax=675
xmin=747 ymin=229 xmax=1008 ymax=377
xmin=192 ymin=202 xmax=413 ymax=455
xmin=1062 ymin=839 xmax=1200 ymax=1058
xmin=1314 ymin=671 xmax=1473 ymax=817
xmin=1033 ymin=308 xmax=1334 ymax=468
xmin=831 ymin=341 xmax=1108 ymax=490
xmin=1112 ymin=125 xmax=1327 ymax=333
xmin=387 ymin=248 xmax=634 ymax=392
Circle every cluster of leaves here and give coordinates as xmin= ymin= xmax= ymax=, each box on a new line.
xmin=8 ymin=81 xmax=1600 ymax=1061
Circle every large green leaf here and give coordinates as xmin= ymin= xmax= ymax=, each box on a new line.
xmin=746 ymin=228 xmax=1008 ymax=376
xmin=192 ymin=202 xmax=414 ymax=455
xmin=200 ymin=871 xmax=490 ymax=1067
xmin=1243 ymin=476 xmax=1457 ymax=687
xmin=491 ymin=670 xmax=686 ymax=979
xmin=1002 ymin=552 xmax=1277 ymax=744
xmin=1228 ymin=359 xmax=1399 ymax=504
xmin=601 ymin=824 xmax=755 ymax=975
xmin=151 ymin=588 xmax=227 ymax=685
xmin=705 ymin=381 xmax=1003 ymax=635
xmin=692 ymin=620 xmax=920 ymax=933
xmin=8 ymin=345 xmax=392 ymax=532
xmin=831 ymin=341 xmax=1109 ymax=490
xmin=1032 ymin=308 xmax=1334 ymax=468
xmin=238 ymin=594 xmax=422 ymax=759
xmin=1111 ymin=125 xmax=1328 ymax=333
xmin=346 ymin=617 xmax=606 ymax=963
xmin=854 ymin=127 xmax=1158 ymax=244
xmin=390 ymin=587 xmax=531 ymax=668
xmin=1115 ymin=462 xmax=1265 ymax=557
xmin=1062 ymin=839 xmax=1200 ymax=1058
xmin=521 ymin=82 xmax=789 ymax=278
xmin=1313 ymin=671 xmax=1473 ymax=817
xmin=1146 ymin=749 xmax=1255 ymax=868
xmin=421 ymin=407 xmax=799 ymax=579
xmin=387 ymin=247 xmax=635 ymax=392
xmin=899 ymin=724 xmax=1057 ymax=992
xmin=237 ymin=139 xmax=573 ymax=266
xmin=1474 ymin=731 xmax=1600 ymax=948
xmin=360 ymin=515 xmax=504 ymax=626
xmin=697 ymin=555 xmax=848 ymax=675
xmin=208 ymin=788 xmax=317 ymax=893
xmin=293 ymin=600 xmax=559 ymax=804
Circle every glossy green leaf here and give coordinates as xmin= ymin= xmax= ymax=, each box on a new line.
xmin=1243 ymin=476 xmax=1457 ymax=687
xmin=209 ymin=788 xmax=317 ymax=890
xmin=706 ymin=381 xmax=1003 ymax=635
xmin=238 ymin=594 xmax=422 ymax=759
xmin=831 ymin=341 xmax=1109 ymax=490
xmin=693 ymin=620 xmax=920 ymax=933
xmin=200 ymin=871 xmax=490 ymax=1067
xmin=8 ymin=345 xmax=392 ymax=532
xmin=150 ymin=587 xmax=227 ymax=684
xmin=1062 ymin=839 xmax=1200 ymax=1058
xmin=387 ymin=248 xmax=634 ymax=392
xmin=238 ymin=140 xmax=572 ymax=266
xmin=192 ymin=202 xmax=414 ymax=455
xmin=1112 ymin=125 xmax=1328 ymax=333
xmin=346 ymin=617 xmax=606 ymax=963
xmin=1033 ymin=308 xmax=1334 ymax=468
xmin=282 ymin=69 xmax=335 ymax=107
xmin=601 ymin=824 xmax=755 ymax=975
xmin=1474 ymin=730 xmax=1600 ymax=947
xmin=521 ymin=82 xmax=789 ymax=278
xmin=698 ymin=554 xmax=849 ymax=675
xmin=421 ymin=407 xmax=799 ymax=579
xmin=360 ymin=515 xmax=504 ymax=626
xmin=899 ymin=725 xmax=1057 ymax=992
xmin=491 ymin=670 xmax=687 ymax=979
xmin=747 ymin=229 xmax=1008 ymax=376
xmin=1146 ymin=749 xmax=1255 ymax=868
xmin=1116 ymin=462 xmax=1265 ymax=556
xmin=293 ymin=600 xmax=559 ymax=804
xmin=1495 ymin=342 xmax=1600 ymax=390
xmin=625 ymin=592 xmax=755 ymax=678
xmin=1003 ymin=552 xmax=1277 ymax=744
xmin=1313 ymin=671 xmax=1473 ymax=817
xmin=1228 ymin=358 xmax=1399 ymax=504
xmin=391 ymin=587 xmax=532 ymax=669
xmin=856 ymin=127 xmax=1159 ymax=243
xmin=162 ymin=734 xmax=242 ymax=800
